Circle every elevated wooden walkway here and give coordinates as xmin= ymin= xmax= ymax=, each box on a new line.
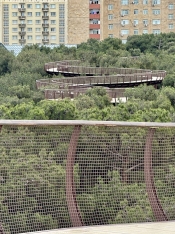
xmin=36 ymin=60 xmax=166 ymax=100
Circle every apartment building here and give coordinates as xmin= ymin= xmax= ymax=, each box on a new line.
xmin=0 ymin=0 xmax=68 ymax=45
xmin=0 ymin=0 xmax=174 ymax=45
xmin=102 ymin=0 xmax=175 ymax=43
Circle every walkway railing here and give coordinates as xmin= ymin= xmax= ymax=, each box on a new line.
xmin=0 ymin=120 xmax=175 ymax=233
xmin=36 ymin=60 xmax=166 ymax=100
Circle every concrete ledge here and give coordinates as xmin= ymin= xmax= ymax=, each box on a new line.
xmin=22 ymin=221 xmax=175 ymax=234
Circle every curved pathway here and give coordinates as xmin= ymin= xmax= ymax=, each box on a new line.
xmin=36 ymin=60 xmax=166 ymax=100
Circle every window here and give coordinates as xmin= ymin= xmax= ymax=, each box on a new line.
xmin=27 ymin=20 xmax=32 ymax=24
xmin=50 ymin=12 xmax=56 ymax=17
xmin=20 ymin=4 xmax=25 ymax=8
xmin=12 ymin=12 xmax=18 ymax=17
xmin=59 ymin=28 xmax=64 ymax=34
xmin=143 ymin=0 xmax=148 ymax=4
xmin=121 ymin=30 xmax=129 ymax=35
xmin=134 ymin=30 xmax=138 ymax=35
xmin=90 ymin=30 xmax=99 ymax=35
xmin=121 ymin=20 xmax=129 ymax=25
xmin=36 ymin=35 xmax=41 ymax=40
xmin=35 ymin=4 xmax=41 ymax=9
xmin=153 ymin=9 xmax=160 ymax=14
xmin=43 ymin=28 xmax=48 ymax=32
xmin=121 ymin=10 xmax=129 ymax=15
xmin=134 ymin=19 xmax=139 ymax=25
xmin=59 ymin=4 xmax=65 ymax=10
xmin=143 ymin=9 xmax=148 ymax=14
xmin=4 ymin=20 xmax=9 ymax=26
xmin=108 ymin=14 xmax=113 ymax=20
xmin=27 ymin=4 xmax=32 ymax=9
xmin=3 ymin=4 xmax=9 ymax=11
xmin=36 ymin=28 xmax=41 ymax=32
xmin=108 ymin=34 xmax=113 ymax=38
xmin=35 ymin=12 xmax=41 ymax=17
xmin=51 ymin=35 xmax=56 ymax=40
xmin=59 ymin=36 xmax=65 ymax=43
xmin=143 ymin=19 xmax=148 ymax=25
xmin=27 ymin=36 xmax=32 ymax=40
xmin=169 ymin=4 xmax=174 ymax=9
xmin=12 ymin=4 xmax=18 ymax=9
xmin=12 ymin=20 xmax=18 ymax=24
xmin=134 ymin=9 xmax=138 ymax=14
xmin=169 ymin=14 xmax=174 ymax=19
xmin=4 ymin=28 xmax=9 ymax=34
xmin=50 ymin=4 xmax=56 ymax=9
xmin=27 ymin=12 xmax=32 ymax=17
xmin=43 ymin=4 xmax=49 ymax=9
xmin=51 ymin=27 xmax=56 ymax=32
xmin=121 ymin=0 xmax=129 ymax=5
xmin=59 ymin=20 xmax=65 ymax=26
xmin=51 ymin=20 xmax=56 ymax=24
xmin=169 ymin=24 xmax=174 ymax=29
xmin=143 ymin=29 xmax=148 ymax=34
xmin=153 ymin=29 xmax=160 ymax=34
xmin=4 ymin=12 xmax=9 ymax=18
xmin=12 ymin=28 xmax=18 ymax=32
xmin=108 ymin=4 xmax=113 ymax=10
xmin=133 ymin=0 xmax=139 ymax=4
xmin=152 ymin=19 xmax=160 ymax=24
xmin=12 ymin=35 xmax=18 ymax=40
xmin=59 ymin=12 xmax=65 ymax=18
xmin=108 ymin=24 xmax=113 ymax=29
xmin=36 ymin=20 xmax=41 ymax=24
xmin=152 ymin=0 xmax=160 ymax=5
xmin=27 ymin=28 xmax=32 ymax=32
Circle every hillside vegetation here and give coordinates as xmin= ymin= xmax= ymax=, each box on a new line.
xmin=1 ymin=33 xmax=175 ymax=121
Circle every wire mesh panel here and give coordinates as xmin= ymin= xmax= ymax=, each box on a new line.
xmin=0 ymin=121 xmax=175 ymax=233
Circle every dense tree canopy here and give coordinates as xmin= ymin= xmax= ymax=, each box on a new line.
xmin=1 ymin=34 xmax=175 ymax=121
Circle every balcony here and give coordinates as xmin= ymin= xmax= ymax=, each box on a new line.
xmin=89 ymin=34 xmax=100 ymax=39
xmin=19 ymin=39 xmax=26 ymax=43
xmin=89 ymin=14 xmax=100 ymax=19
xmin=18 ymin=8 xmax=26 ymax=12
xmin=42 ymin=8 xmax=49 ymax=11
xmin=19 ymin=24 xmax=26 ymax=27
xmin=89 ymin=4 xmax=100 ymax=9
xmin=42 ymin=31 xmax=49 ymax=36
xmin=42 ymin=39 xmax=49 ymax=43
xmin=42 ymin=16 xmax=49 ymax=20
xmin=19 ymin=16 xmax=26 ymax=20
xmin=42 ymin=23 xmax=49 ymax=27
xmin=89 ymin=24 xmax=100 ymax=29
xmin=19 ymin=31 xmax=26 ymax=36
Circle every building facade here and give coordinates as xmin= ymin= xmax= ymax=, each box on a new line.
xmin=0 ymin=0 xmax=174 ymax=45
xmin=0 ymin=0 xmax=68 ymax=45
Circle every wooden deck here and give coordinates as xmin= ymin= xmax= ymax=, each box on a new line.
xmin=22 ymin=221 xmax=175 ymax=234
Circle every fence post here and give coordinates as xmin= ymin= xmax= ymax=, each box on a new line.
xmin=66 ymin=125 xmax=84 ymax=227
xmin=144 ymin=128 xmax=168 ymax=221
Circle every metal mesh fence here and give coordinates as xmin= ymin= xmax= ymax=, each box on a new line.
xmin=0 ymin=121 xmax=175 ymax=233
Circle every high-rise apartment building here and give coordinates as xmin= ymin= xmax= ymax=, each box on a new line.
xmin=0 ymin=0 xmax=68 ymax=45
xmin=0 ymin=0 xmax=174 ymax=46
